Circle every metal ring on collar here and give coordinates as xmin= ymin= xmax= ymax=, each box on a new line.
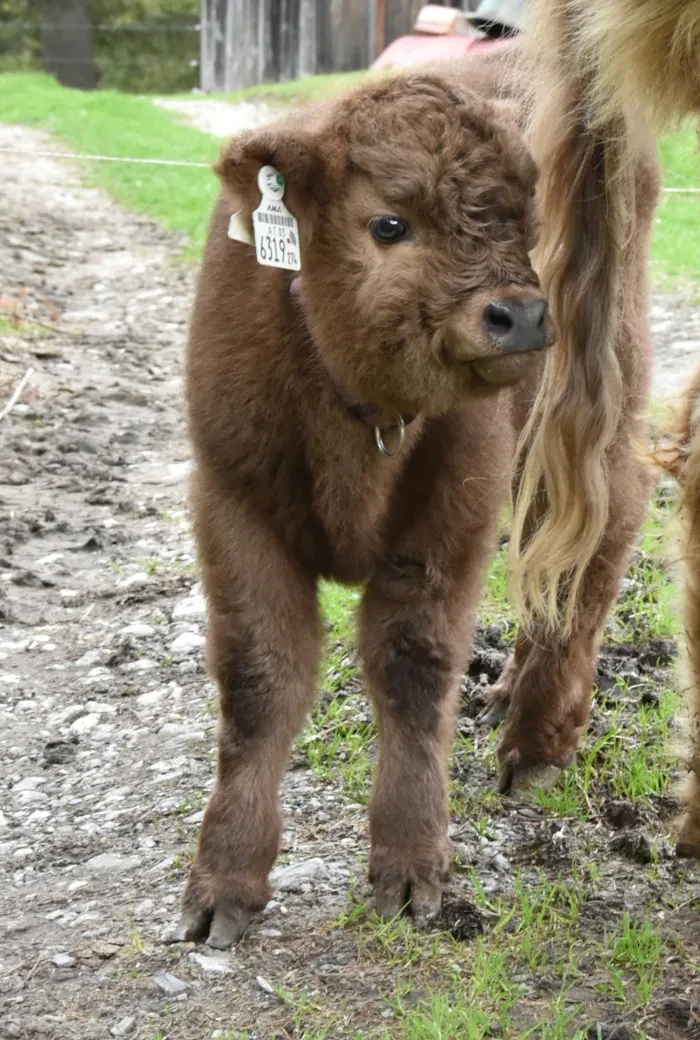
xmin=374 ymin=415 xmax=406 ymax=458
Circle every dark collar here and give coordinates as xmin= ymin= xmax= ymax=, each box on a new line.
xmin=289 ymin=275 xmax=416 ymax=431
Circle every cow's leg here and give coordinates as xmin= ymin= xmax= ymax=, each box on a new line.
xmin=479 ymin=439 xmax=653 ymax=792
xmin=171 ymin=477 xmax=320 ymax=947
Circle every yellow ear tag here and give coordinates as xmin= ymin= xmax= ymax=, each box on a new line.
xmin=252 ymin=165 xmax=301 ymax=272
xmin=227 ymin=209 xmax=254 ymax=246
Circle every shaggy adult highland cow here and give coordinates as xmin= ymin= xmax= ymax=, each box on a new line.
xmin=507 ymin=0 xmax=700 ymax=854
xmin=169 ymin=53 xmax=659 ymax=947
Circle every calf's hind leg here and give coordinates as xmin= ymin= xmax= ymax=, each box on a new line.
xmin=172 ymin=478 xmax=320 ymax=948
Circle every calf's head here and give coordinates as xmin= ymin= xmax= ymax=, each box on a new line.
xmin=217 ymin=73 xmax=552 ymax=418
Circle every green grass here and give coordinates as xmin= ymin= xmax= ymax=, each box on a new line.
xmin=213 ymin=70 xmax=380 ymax=107
xmin=654 ymin=126 xmax=700 ymax=288
xmin=0 ymin=71 xmax=220 ymax=252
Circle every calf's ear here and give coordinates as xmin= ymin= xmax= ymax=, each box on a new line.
xmin=214 ymin=127 xmax=340 ymax=217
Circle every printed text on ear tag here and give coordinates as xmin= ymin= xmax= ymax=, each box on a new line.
xmin=252 ymin=165 xmax=301 ymax=272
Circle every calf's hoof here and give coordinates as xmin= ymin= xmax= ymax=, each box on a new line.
xmin=168 ymin=865 xmax=269 ymax=948
xmin=475 ymin=687 xmax=510 ymax=729
xmin=169 ymin=902 xmax=254 ymax=949
xmin=475 ymin=654 xmax=515 ymax=728
xmin=370 ymin=843 xmax=450 ymax=927
xmin=676 ymin=810 xmax=700 ymax=859
xmin=497 ymin=739 xmax=577 ymax=796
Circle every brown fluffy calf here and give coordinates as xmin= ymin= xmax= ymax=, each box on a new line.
xmin=172 ymin=62 xmax=654 ymax=948
xmin=507 ymin=0 xmax=700 ymax=853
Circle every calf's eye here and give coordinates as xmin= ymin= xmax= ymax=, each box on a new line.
xmin=369 ymin=215 xmax=412 ymax=245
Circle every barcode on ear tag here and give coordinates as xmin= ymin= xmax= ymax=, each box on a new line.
xmin=252 ymin=165 xmax=301 ymax=271
xmin=253 ymin=199 xmax=301 ymax=271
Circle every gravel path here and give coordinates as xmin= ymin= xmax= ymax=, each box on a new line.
xmin=0 ymin=122 xmax=364 ymax=1040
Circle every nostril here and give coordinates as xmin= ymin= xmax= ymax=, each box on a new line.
xmin=530 ymin=299 xmax=548 ymax=329
xmin=484 ymin=302 xmax=514 ymax=339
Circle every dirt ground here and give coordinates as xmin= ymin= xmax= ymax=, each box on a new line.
xmin=1 ymin=121 xmax=699 ymax=1040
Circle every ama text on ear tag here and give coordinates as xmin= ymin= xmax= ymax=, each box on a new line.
xmin=253 ymin=165 xmax=301 ymax=272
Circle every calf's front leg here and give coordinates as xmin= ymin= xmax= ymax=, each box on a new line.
xmin=172 ymin=480 xmax=320 ymax=948
xmin=360 ymin=537 xmax=494 ymax=924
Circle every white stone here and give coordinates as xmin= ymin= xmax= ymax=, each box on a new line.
xmin=270 ymin=858 xmax=327 ymax=891
xmin=25 ymin=809 xmax=51 ymax=825
xmin=15 ymin=790 xmax=48 ymax=804
xmin=170 ymin=631 xmax=205 ymax=654
xmin=76 ymin=649 xmax=103 ymax=668
xmin=172 ymin=593 xmax=206 ymax=620
xmin=36 ymin=552 xmax=63 ymax=567
xmin=158 ymin=723 xmax=204 ymax=741
xmin=70 ymin=713 xmax=99 ymax=735
xmin=136 ymin=688 xmax=165 ymax=707
xmin=12 ymin=776 xmax=46 ymax=792
xmin=53 ymin=953 xmax=75 ymax=968
xmin=188 ymin=951 xmax=230 ymax=974
xmin=117 ymin=572 xmax=150 ymax=589
xmin=121 ymin=623 xmax=155 ymax=639
xmin=111 ymin=1017 xmax=136 ymax=1037
xmin=85 ymin=701 xmax=117 ymax=714
xmin=256 ymin=975 xmax=275 ymax=994
xmin=121 ymin=659 xmax=158 ymax=673
xmin=85 ymin=853 xmax=142 ymax=874
xmin=155 ymin=971 xmax=188 ymax=997
xmin=51 ymin=704 xmax=87 ymax=727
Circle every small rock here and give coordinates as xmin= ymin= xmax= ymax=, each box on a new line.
xmin=188 ymin=951 xmax=230 ymax=974
xmin=111 ymin=1017 xmax=136 ymax=1037
xmin=270 ymin=857 xmax=326 ymax=892
xmin=52 ymin=953 xmax=75 ymax=968
xmin=155 ymin=971 xmax=188 ymax=997
xmin=117 ymin=572 xmax=150 ymax=589
xmin=85 ymin=853 xmax=142 ymax=874
xmin=170 ymin=631 xmax=205 ymax=654
xmin=70 ymin=713 xmax=99 ymax=735
xmin=76 ymin=649 xmax=103 ymax=668
xmin=121 ymin=623 xmax=155 ymax=639
xmin=136 ymin=689 xmax=165 ymax=707
xmin=133 ymin=898 xmax=155 ymax=919
xmin=256 ymin=975 xmax=275 ymax=995
xmin=15 ymin=789 xmax=48 ymax=804
xmin=12 ymin=776 xmax=46 ymax=792
xmin=259 ymin=927 xmax=283 ymax=938
xmin=121 ymin=658 xmax=158 ymax=673
xmin=173 ymin=593 xmax=206 ymax=619
xmin=92 ymin=940 xmax=121 ymax=959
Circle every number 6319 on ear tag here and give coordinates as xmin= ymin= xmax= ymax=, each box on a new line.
xmin=253 ymin=165 xmax=301 ymax=272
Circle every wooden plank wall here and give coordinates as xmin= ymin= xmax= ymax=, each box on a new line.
xmin=201 ymin=0 xmax=474 ymax=91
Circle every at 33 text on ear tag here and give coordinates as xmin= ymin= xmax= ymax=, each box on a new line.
xmin=252 ymin=165 xmax=301 ymax=272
